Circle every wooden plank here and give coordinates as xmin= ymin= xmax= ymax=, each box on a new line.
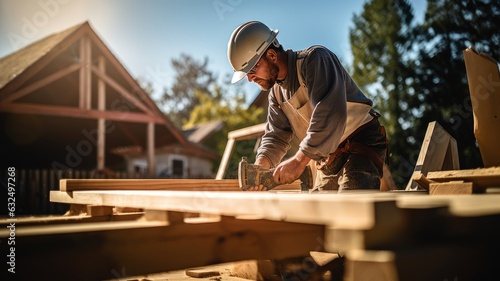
xmin=61 ymin=176 xmax=302 ymax=192
xmin=6 ymin=217 xmax=324 ymax=281
xmin=216 ymin=138 xmax=235 ymax=179
xmin=406 ymin=122 xmax=459 ymax=191
xmin=0 ymin=102 xmax=164 ymax=123
xmin=216 ymin=123 xmax=266 ymax=179
xmin=97 ymin=56 xmax=106 ymax=170
xmin=91 ymin=65 xmax=151 ymax=114
xmin=426 ymin=167 xmax=500 ymax=189
xmin=87 ymin=205 xmax=114 ymax=216
xmin=141 ymin=210 xmax=185 ymax=224
xmin=228 ymin=122 xmax=266 ymax=141
xmin=58 ymin=189 xmax=499 ymax=256
xmin=147 ymin=122 xmax=155 ymax=176
xmin=1 ymin=63 xmax=81 ymax=104
xmin=429 ymin=181 xmax=474 ymax=195
xmin=0 ymin=213 xmax=143 ymax=226
xmin=445 ymin=137 xmax=460 ymax=170
xmin=50 ymin=190 xmax=500 ymax=224
xmin=463 ymin=47 xmax=500 ymax=167
xmin=411 ymin=173 xmax=435 ymax=190
xmin=59 ymin=179 xmax=242 ymax=191
xmin=344 ymin=250 xmax=398 ymax=281
xmin=85 ymin=24 xmax=162 ymax=116
xmin=49 ymin=189 xmax=500 ymax=257
xmin=50 ymin=190 xmax=394 ymax=229
xmin=79 ymin=35 xmax=91 ymax=109
xmin=185 ymin=268 xmax=220 ymax=278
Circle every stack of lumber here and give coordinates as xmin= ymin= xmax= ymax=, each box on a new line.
xmin=412 ymin=166 xmax=500 ymax=195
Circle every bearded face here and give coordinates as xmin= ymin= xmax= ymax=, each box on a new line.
xmin=248 ymin=56 xmax=280 ymax=91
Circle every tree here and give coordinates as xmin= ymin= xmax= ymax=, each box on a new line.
xmin=350 ymin=0 xmax=499 ymax=188
xmin=350 ymin=0 xmax=417 ymax=186
xmin=159 ymin=54 xmax=217 ymax=127
xmin=410 ymin=0 xmax=500 ymax=171
xmin=184 ymin=77 xmax=266 ymax=177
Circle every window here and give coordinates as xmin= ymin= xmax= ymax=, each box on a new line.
xmin=172 ymin=159 xmax=184 ymax=178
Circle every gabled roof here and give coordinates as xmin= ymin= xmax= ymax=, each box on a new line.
xmin=184 ymin=120 xmax=225 ymax=143
xmin=0 ymin=21 xmax=217 ymax=169
xmin=0 ymin=23 xmax=82 ymax=89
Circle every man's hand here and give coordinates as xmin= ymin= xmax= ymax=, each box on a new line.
xmin=273 ymin=150 xmax=311 ymax=185
xmin=246 ymin=157 xmax=271 ymax=191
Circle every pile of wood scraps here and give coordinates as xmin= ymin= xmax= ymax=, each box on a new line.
xmin=413 ymin=166 xmax=500 ymax=195
xmin=405 ymin=120 xmax=500 ymax=195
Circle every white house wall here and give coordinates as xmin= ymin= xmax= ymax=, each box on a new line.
xmin=127 ymin=153 xmax=214 ymax=178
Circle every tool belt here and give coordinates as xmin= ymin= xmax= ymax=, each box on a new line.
xmin=316 ymin=111 xmax=388 ymax=176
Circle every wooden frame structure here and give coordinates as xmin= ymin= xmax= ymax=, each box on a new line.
xmin=216 ymin=123 xmax=267 ymax=179
xmin=0 ymin=22 xmax=215 ymax=175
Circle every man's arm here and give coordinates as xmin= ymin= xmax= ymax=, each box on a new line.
xmin=256 ymin=87 xmax=294 ymax=168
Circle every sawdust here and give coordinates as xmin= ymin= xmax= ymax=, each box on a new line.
xmin=107 ymin=260 xmax=268 ymax=281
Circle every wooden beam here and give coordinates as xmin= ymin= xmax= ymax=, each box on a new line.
xmin=84 ymin=25 xmax=168 ymax=121
xmin=429 ymin=181 xmax=474 ymax=195
xmin=97 ymin=56 xmax=106 ymax=170
xmin=141 ymin=210 xmax=185 ymax=224
xmin=216 ymin=138 xmax=235 ymax=179
xmin=51 ymin=190 xmax=500 ymax=226
xmin=228 ymin=122 xmax=267 ymax=141
xmin=0 ymin=103 xmax=165 ymax=123
xmin=79 ymin=36 xmax=92 ymax=109
xmin=0 ymin=213 xmax=144 ymax=227
xmin=216 ymin=123 xmax=266 ymax=180
xmin=81 ymin=23 xmax=188 ymax=146
xmin=411 ymin=173 xmax=435 ymax=190
xmin=50 ymin=189 xmax=399 ymax=230
xmin=147 ymin=121 xmax=155 ymax=176
xmin=59 ymin=179 xmax=241 ymax=192
xmin=5 ymin=217 xmax=324 ymax=281
xmin=406 ymin=122 xmax=459 ymax=191
xmin=91 ymin=66 xmax=152 ymax=114
xmin=344 ymin=250 xmax=398 ymax=281
xmin=1 ymin=63 xmax=80 ymax=104
xmin=426 ymin=167 xmax=500 ymax=192
xmin=87 ymin=205 xmax=114 ymax=216
xmin=59 ymin=178 xmax=302 ymax=192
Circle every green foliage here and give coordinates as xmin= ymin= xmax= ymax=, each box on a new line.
xmin=184 ymin=85 xmax=266 ymax=177
xmin=410 ymin=0 xmax=499 ymax=171
xmin=350 ymin=0 xmax=499 ymax=188
xmin=159 ymin=54 xmax=217 ymax=127
xmin=350 ymin=0 xmax=417 ymax=187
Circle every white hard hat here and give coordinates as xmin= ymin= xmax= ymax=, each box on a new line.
xmin=227 ymin=21 xmax=279 ymax=83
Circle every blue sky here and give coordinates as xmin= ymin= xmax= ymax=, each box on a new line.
xmin=0 ymin=0 xmax=426 ymax=103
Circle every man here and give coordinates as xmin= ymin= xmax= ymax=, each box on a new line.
xmin=227 ymin=21 xmax=388 ymax=191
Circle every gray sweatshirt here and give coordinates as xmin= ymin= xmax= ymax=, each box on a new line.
xmin=257 ymin=46 xmax=373 ymax=167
